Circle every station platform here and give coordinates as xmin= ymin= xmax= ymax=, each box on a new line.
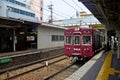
xmin=0 ymin=47 xmax=63 ymax=59
xmin=65 ymin=49 xmax=120 ymax=80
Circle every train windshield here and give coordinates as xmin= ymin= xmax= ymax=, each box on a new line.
xmin=82 ymin=36 xmax=92 ymax=45
xmin=74 ymin=36 xmax=80 ymax=44
xmin=65 ymin=36 xmax=72 ymax=44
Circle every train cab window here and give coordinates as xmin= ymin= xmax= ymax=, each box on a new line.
xmin=82 ymin=36 xmax=91 ymax=45
xmin=66 ymin=36 xmax=72 ymax=44
xmin=74 ymin=36 xmax=80 ymax=44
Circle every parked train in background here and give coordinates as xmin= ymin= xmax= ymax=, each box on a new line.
xmin=64 ymin=28 xmax=104 ymax=61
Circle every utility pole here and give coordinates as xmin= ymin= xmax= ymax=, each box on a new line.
xmin=48 ymin=2 xmax=53 ymax=23
xmin=80 ymin=20 xmax=82 ymax=26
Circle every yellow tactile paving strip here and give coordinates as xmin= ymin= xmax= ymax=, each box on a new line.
xmin=96 ymin=51 xmax=120 ymax=80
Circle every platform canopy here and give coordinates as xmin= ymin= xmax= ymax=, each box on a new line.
xmin=90 ymin=24 xmax=105 ymax=30
xmin=78 ymin=0 xmax=120 ymax=31
xmin=52 ymin=14 xmax=101 ymax=27
xmin=0 ymin=16 xmax=40 ymax=28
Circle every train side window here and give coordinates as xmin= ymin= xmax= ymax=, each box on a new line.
xmin=74 ymin=36 xmax=80 ymax=44
xmin=66 ymin=36 xmax=72 ymax=44
xmin=82 ymin=36 xmax=91 ymax=45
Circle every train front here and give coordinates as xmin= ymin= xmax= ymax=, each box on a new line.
xmin=64 ymin=28 xmax=74 ymax=57
xmin=64 ymin=28 xmax=93 ymax=60
xmin=80 ymin=28 xmax=93 ymax=58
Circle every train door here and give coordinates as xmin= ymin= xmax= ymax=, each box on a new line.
xmin=64 ymin=36 xmax=73 ymax=56
xmin=72 ymin=33 xmax=81 ymax=56
xmin=82 ymin=35 xmax=93 ymax=57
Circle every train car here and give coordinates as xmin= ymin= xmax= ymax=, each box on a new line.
xmin=64 ymin=28 xmax=104 ymax=60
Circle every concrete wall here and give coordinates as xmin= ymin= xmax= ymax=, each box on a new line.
xmin=0 ymin=1 xmax=7 ymax=17
xmin=8 ymin=11 xmax=38 ymax=22
xmin=37 ymin=26 xmax=64 ymax=50
xmin=29 ymin=0 xmax=43 ymax=23
xmin=0 ymin=0 xmax=39 ymax=22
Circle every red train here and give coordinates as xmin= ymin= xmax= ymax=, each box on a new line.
xmin=64 ymin=28 xmax=104 ymax=60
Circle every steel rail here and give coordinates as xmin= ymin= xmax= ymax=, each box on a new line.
xmin=44 ymin=62 xmax=75 ymax=80
xmin=0 ymin=54 xmax=64 ymax=74
xmin=3 ymin=57 xmax=66 ymax=80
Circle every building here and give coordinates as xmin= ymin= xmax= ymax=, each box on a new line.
xmin=0 ymin=0 xmax=38 ymax=22
xmin=28 ymin=0 xmax=43 ymax=23
xmin=0 ymin=0 xmax=41 ymax=52
xmin=0 ymin=0 xmax=65 ymax=53
xmin=37 ymin=23 xmax=65 ymax=51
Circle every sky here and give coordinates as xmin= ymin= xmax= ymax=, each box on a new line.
xmin=43 ymin=0 xmax=91 ymax=22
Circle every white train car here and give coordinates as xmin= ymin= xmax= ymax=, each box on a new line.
xmin=0 ymin=0 xmax=38 ymax=22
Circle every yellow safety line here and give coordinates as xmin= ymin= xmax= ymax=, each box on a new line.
xmin=96 ymin=51 xmax=120 ymax=80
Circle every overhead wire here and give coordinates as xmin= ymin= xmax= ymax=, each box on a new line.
xmin=30 ymin=1 xmax=71 ymax=20
xmin=71 ymin=0 xmax=84 ymax=12
xmin=62 ymin=0 xmax=78 ymax=11
xmin=43 ymin=10 xmax=63 ymax=20
xmin=43 ymin=8 xmax=69 ymax=19
xmin=53 ymin=9 xmax=72 ymax=18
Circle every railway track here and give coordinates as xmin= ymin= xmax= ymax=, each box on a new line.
xmin=0 ymin=49 xmax=100 ymax=80
xmin=0 ymin=54 xmax=64 ymax=74
xmin=0 ymin=55 xmax=80 ymax=80
xmin=0 ymin=55 xmax=68 ymax=80
xmin=44 ymin=62 xmax=76 ymax=80
xmin=43 ymin=59 xmax=83 ymax=80
xmin=0 ymin=49 xmax=63 ymax=69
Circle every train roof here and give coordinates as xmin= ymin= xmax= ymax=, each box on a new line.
xmin=64 ymin=27 xmax=93 ymax=31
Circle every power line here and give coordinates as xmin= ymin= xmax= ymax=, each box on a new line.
xmin=48 ymin=2 xmax=53 ymax=23
xmin=52 ymin=11 xmax=69 ymax=18
xmin=62 ymin=0 xmax=78 ymax=11
xmin=44 ymin=6 xmax=72 ymax=19
xmin=30 ymin=1 xmax=71 ymax=20
xmin=43 ymin=12 xmax=63 ymax=22
xmin=71 ymin=0 xmax=84 ymax=11
xmin=44 ymin=8 xmax=71 ymax=20
xmin=43 ymin=13 xmax=50 ymax=16
xmin=44 ymin=8 xmax=69 ymax=19
xmin=53 ymin=9 xmax=72 ymax=18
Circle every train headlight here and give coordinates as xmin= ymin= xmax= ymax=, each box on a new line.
xmin=84 ymin=48 xmax=90 ymax=52
xmin=84 ymin=48 xmax=86 ymax=51
xmin=74 ymin=48 xmax=81 ymax=51
xmin=74 ymin=48 xmax=76 ymax=50
xmin=66 ymin=47 xmax=70 ymax=50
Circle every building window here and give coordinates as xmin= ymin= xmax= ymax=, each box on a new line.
xmin=52 ymin=35 xmax=58 ymax=41
xmin=41 ymin=8 xmax=43 ymax=11
xmin=10 ymin=0 xmax=14 ymax=3
xmin=52 ymin=35 xmax=64 ymax=41
xmin=7 ymin=6 xmax=12 ymax=11
xmin=60 ymin=36 xmax=64 ymax=41
xmin=6 ymin=0 xmax=26 ymax=7
xmin=41 ymin=17 xmax=42 ymax=21
xmin=7 ymin=6 xmax=35 ymax=17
